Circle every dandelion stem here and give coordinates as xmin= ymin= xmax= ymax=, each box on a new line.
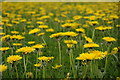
xmin=14 ymin=63 xmax=18 ymax=78
xmin=69 ymin=49 xmax=76 ymax=78
xmin=58 ymin=40 xmax=62 ymax=64
xmin=92 ymin=29 xmax=95 ymax=40
xmin=43 ymin=65 xmax=45 ymax=78
xmin=42 ymin=36 xmax=46 ymax=44
xmin=90 ymin=61 xmax=93 ymax=78
xmin=23 ymin=55 xmax=27 ymax=78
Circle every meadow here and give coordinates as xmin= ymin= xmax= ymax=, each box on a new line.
xmin=0 ymin=2 xmax=120 ymax=79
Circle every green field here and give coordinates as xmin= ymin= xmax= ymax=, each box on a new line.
xmin=0 ymin=2 xmax=120 ymax=79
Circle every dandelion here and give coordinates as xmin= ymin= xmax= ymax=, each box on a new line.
xmin=52 ymin=64 xmax=62 ymax=69
xmin=0 ymin=47 xmax=10 ymax=51
xmin=37 ymin=32 xmax=45 ymax=36
xmin=26 ymin=72 xmax=33 ymax=78
xmin=63 ymin=32 xmax=78 ymax=37
xmin=76 ymin=28 xmax=85 ymax=33
xmin=38 ymin=25 xmax=48 ymax=29
xmin=111 ymin=47 xmax=118 ymax=54
xmin=32 ymin=44 xmax=44 ymax=49
xmin=7 ymin=55 xmax=22 ymax=63
xmin=11 ymin=31 xmax=19 ymax=34
xmin=46 ymin=28 xmax=54 ymax=32
xmin=29 ymin=28 xmax=40 ymax=34
xmin=13 ymin=43 xmax=22 ymax=46
xmin=83 ymin=43 xmax=99 ymax=48
xmin=34 ymin=63 xmax=42 ymax=67
xmin=0 ymin=64 xmax=7 ymax=72
xmin=38 ymin=56 xmax=54 ymax=61
xmin=28 ymin=41 xmax=35 ymax=44
xmin=16 ymin=46 xmax=35 ymax=54
xmin=102 ymin=37 xmax=116 ymax=42
xmin=64 ymin=40 xmax=77 ymax=44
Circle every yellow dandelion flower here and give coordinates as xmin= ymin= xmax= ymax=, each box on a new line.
xmin=11 ymin=31 xmax=19 ymax=34
xmin=0 ymin=33 xmax=5 ymax=36
xmin=49 ymin=32 xmax=64 ymax=38
xmin=16 ymin=47 xmax=35 ymax=54
xmin=52 ymin=64 xmax=62 ymax=69
xmin=73 ymin=15 xmax=82 ymax=20
xmin=38 ymin=56 xmax=54 ymax=61
xmin=29 ymin=28 xmax=40 ymax=34
xmin=32 ymin=44 xmax=44 ymax=49
xmin=116 ymin=25 xmax=120 ymax=27
xmin=63 ymin=32 xmax=78 ymax=37
xmin=95 ymin=26 xmax=113 ymax=31
xmin=38 ymin=25 xmax=48 ymax=29
xmin=7 ymin=55 xmax=22 ymax=63
xmin=64 ymin=40 xmax=77 ymax=44
xmin=46 ymin=28 xmax=54 ymax=32
xmin=67 ymin=44 xmax=73 ymax=48
xmin=84 ymin=36 xmax=93 ymax=43
xmin=111 ymin=47 xmax=118 ymax=54
xmin=37 ymin=32 xmax=45 ymax=36
xmin=0 ymin=47 xmax=10 ymax=51
xmin=1 ymin=35 xmax=10 ymax=41
xmin=83 ymin=43 xmax=100 ymax=48
xmin=13 ymin=43 xmax=22 ymax=46
xmin=0 ymin=64 xmax=7 ymax=72
xmin=76 ymin=28 xmax=85 ymax=33
xmin=10 ymin=35 xmax=25 ymax=40
xmin=102 ymin=37 xmax=116 ymax=42
xmin=34 ymin=63 xmax=42 ymax=67
xmin=28 ymin=41 xmax=35 ymax=44
xmin=26 ymin=72 xmax=33 ymax=78
xmin=36 ymin=21 xmax=44 ymax=25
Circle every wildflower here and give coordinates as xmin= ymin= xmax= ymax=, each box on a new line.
xmin=38 ymin=56 xmax=54 ymax=61
xmin=102 ymin=37 xmax=116 ymax=42
xmin=0 ymin=33 xmax=5 ymax=36
xmin=36 ymin=21 xmax=44 ymax=25
xmin=28 ymin=28 xmax=40 ymax=34
xmin=52 ymin=64 xmax=62 ymax=69
xmin=37 ymin=32 xmax=45 ymax=36
xmin=67 ymin=44 xmax=73 ymax=48
xmin=95 ymin=26 xmax=113 ymax=31
xmin=49 ymin=32 xmax=64 ymax=38
xmin=38 ymin=25 xmax=48 ymax=29
xmin=64 ymin=40 xmax=77 ymax=44
xmin=116 ymin=25 xmax=120 ymax=27
xmin=28 ymin=41 xmax=35 ymax=44
xmin=13 ymin=43 xmax=22 ymax=46
xmin=76 ymin=28 xmax=85 ymax=33
xmin=1 ymin=35 xmax=10 ymax=41
xmin=16 ymin=47 xmax=35 ymax=54
xmin=32 ymin=44 xmax=44 ymax=49
xmin=83 ymin=43 xmax=99 ymax=48
xmin=61 ymin=23 xmax=80 ymax=29
xmin=63 ymin=32 xmax=78 ymax=37
xmin=88 ymin=21 xmax=99 ymax=26
xmin=76 ymin=50 xmax=107 ymax=61
xmin=0 ymin=64 xmax=7 ymax=72
xmin=26 ymin=72 xmax=33 ymax=78
xmin=7 ymin=55 xmax=22 ymax=63
xmin=0 ymin=27 xmax=3 ymax=30
xmin=0 ymin=47 xmax=10 ymax=51
xmin=111 ymin=47 xmax=118 ymax=54
xmin=11 ymin=31 xmax=19 ymax=34
xmin=46 ymin=28 xmax=54 ymax=32
xmin=34 ymin=63 xmax=42 ymax=67
xmin=10 ymin=35 xmax=25 ymax=40
xmin=73 ymin=15 xmax=82 ymax=20
xmin=84 ymin=36 xmax=93 ymax=43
